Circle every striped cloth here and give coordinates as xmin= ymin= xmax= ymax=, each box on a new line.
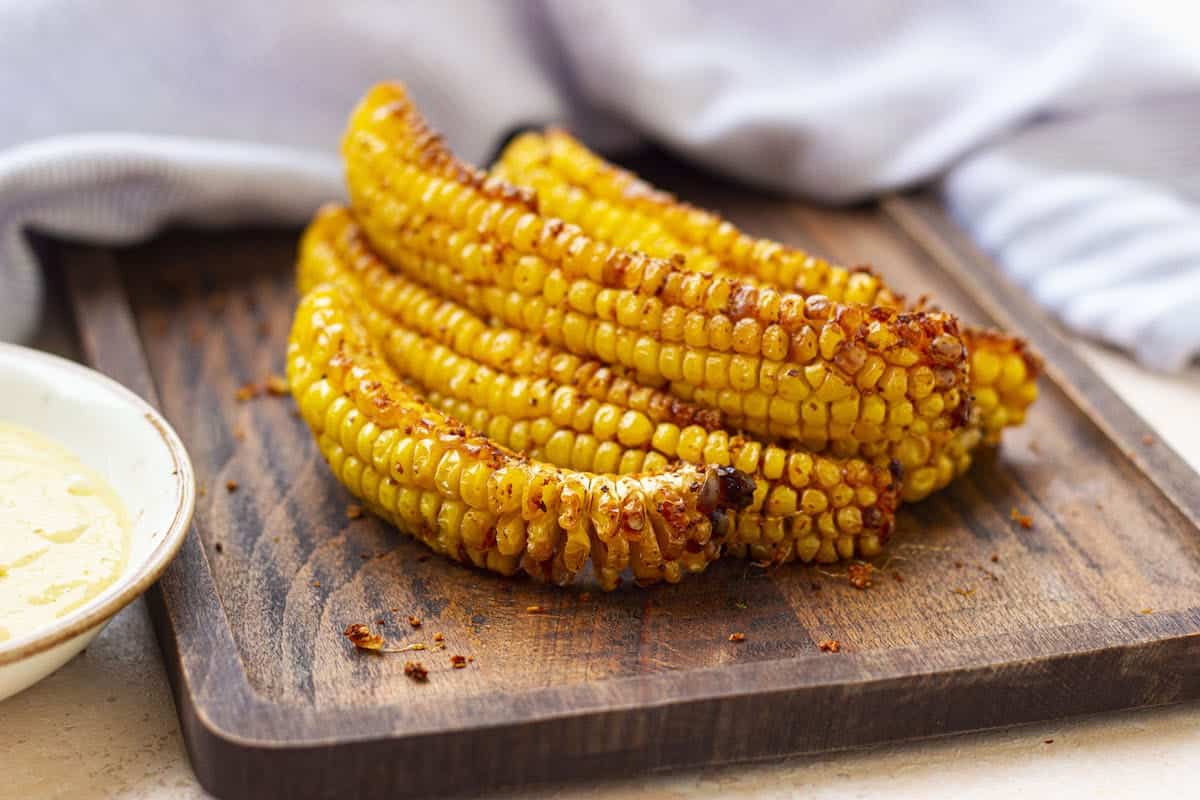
xmin=1 ymin=1 xmax=1198 ymax=370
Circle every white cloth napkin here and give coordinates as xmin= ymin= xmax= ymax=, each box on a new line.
xmin=2 ymin=0 xmax=1199 ymax=369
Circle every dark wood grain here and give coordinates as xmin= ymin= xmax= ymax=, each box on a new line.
xmin=58 ymin=172 xmax=1200 ymax=799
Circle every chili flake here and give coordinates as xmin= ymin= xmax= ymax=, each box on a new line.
xmin=847 ymin=563 xmax=873 ymax=590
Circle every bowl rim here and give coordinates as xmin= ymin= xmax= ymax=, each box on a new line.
xmin=0 ymin=342 xmax=196 ymax=665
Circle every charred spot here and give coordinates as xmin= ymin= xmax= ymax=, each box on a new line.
xmin=698 ymin=466 xmax=756 ymax=514
xmin=727 ymin=283 xmax=758 ymax=319
xmin=888 ymin=459 xmax=904 ymax=483
xmin=862 ymin=506 xmax=885 ymax=530
xmin=710 ymin=509 xmax=735 ymax=541
xmin=951 ymin=394 xmax=974 ymax=427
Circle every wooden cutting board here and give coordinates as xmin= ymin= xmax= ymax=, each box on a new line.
xmin=53 ymin=162 xmax=1200 ymax=799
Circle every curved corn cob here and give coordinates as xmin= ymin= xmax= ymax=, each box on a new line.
xmin=494 ymin=129 xmax=900 ymax=306
xmin=343 ymin=82 xmax=971 ymax=450
xmin=421 ymin=388 xmax=898 ymax=564
xmin=492 ymin=126 xmax=1041 ymax=493
xmin=288 ymin=283 xmax=755 ymax=589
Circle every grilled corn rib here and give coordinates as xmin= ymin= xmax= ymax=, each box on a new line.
xmin=342 ymin=82 xmax=971 ymax=449
xmin=288 ymin=283 xmax=755 ymax=589
xmin=421 ymin=389 xmax=897 ymax=564
xmin=300 ymin=206 xmax=722 ymax=433
xmin=492 ymin=127 xmax=1039 ymax=441
xmin=493 ymin=129 xmax=900 ymax=306
xmin=299 ymin=207 xmax=900 ymax=563
xmin=491 ymin=127 xmax=1040 ymax=495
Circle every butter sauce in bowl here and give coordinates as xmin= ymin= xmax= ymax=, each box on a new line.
xmin=0 ymin=344 xmax=194 ymax=701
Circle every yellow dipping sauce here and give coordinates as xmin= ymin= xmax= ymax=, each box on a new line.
xmin=0 ymin=423 xmax=130 ymax=644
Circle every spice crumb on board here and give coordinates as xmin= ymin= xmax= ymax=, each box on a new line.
xmin=346 ymin=504 xmax=364 ymax=520
xmin=728 ymin=632 xmax=746 ymax=643
xmin=578 ymin=593 xmax=591 ymax=602
xmin=403 ymin=661 xmax=428 ymax=682
xmin=952 ymin=587 xmax=976 ymax=597
xmin=311 ymin=580 xmax=321 ymax=588
xmin=265 ymin=374 xmax=289 ymax=396
xmin=525 ymin=605 xmax=547 ymax=614
xmin=433 ymin=632 xmax=444 ymax=642
xmin=892 ymin=572 xmax=905 ymax=583
xmin=1043 ymin=739 xmax=1055 ymax=745
xmin=1142 ymin=434 xmax=1155 ymax=446
xmin=450 ymin=655 xmax=468 ymax=669
xmin=235 ymin=383 xmax=260 ymax=402
xmin=407 ymin=616 xmax=422 ymax=628
xmin=1010 ymin=507 xmax=1034 ymax=529
xmin=818 ymin=639 xmax=841 ymax=653
xmin=225 ymin=480 xmax=238 ymax=492
xmin=213 ymin=541 xmax=224 ymax=554
xmin=232 ymin=427 xmax=246 ymax=442
xmin=343 ymin=623 xmax=383 ymax=651
xmin=847 ymin=563 xmax=873 ymax=590
xmin=1140 ymin=608 xmax=1154 ymax=614
xmin=990 ymin=553 xmax=1000 ymax=563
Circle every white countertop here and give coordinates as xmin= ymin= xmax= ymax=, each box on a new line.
xmin=2 ymin=339 xmax=1199 ymax=799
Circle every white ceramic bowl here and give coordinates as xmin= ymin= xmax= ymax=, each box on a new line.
xmin=0 ymin=343 xmax=195 ymax=702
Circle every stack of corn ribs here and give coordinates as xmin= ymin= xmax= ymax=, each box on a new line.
xmin=287 ymin=83 xmax=1039 ymax=590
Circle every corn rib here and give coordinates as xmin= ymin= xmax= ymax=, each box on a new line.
xmin=491 ymin=127 xmax=1040 ymax=497
xmin=287 ymin=283 xmax=754 ymax=588
xmin=342 ymin=83 xmax=972 ymax=449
